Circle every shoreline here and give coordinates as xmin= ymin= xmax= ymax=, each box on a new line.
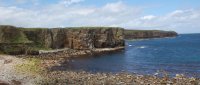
xmin=0 ymin=54 xmax=200 ymax=85
xmin=39 ymin=46 xmax=125 ymax=54
xmin=1 ymin=39 xmax=199 ymax=85
xmin=17 ymin=46 xmax=125 ymax=59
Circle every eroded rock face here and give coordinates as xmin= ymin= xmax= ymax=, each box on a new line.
xmin=64 ymin=28 xmax=124 ymax=49
xmin=0 ymin=26 xmax=31 ymax=54
xmin=0 ymin=26 xmax=125 ymax=54
xmin=51 ymin=28 xmax=66 ymax=49
xmin=65 ymin=29 xmax=96 ymax=50
xmin=22 ymin=27 xmax=124 ymax=50
xmin=124 ymin=30 xmax=178 ymax=39
xmin=22 ymin=28 xmax=52 ymax=49
xmin=0 ymin=25 xmax=28 ymax=43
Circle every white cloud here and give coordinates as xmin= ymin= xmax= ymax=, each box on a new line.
xmin=128 ymin=9 xmax=200 ymax=33
xmin=141 ymin=15 xmax=156 ymax=20
xmin=15 ymin=0 xmax=38 ymax=4
xmin=102 ymin=1 xmax=125 ymax=12
xmin=0 ymin=0 xmax=39 ymax=5
xmin=59 ymin=0 xmax=84 ymax=6
xmin=0 ymin=1 xmax=141 ymax=27
xmin=0 ymin=1 xmax=199 ymax=33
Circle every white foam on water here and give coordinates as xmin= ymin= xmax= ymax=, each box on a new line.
xmin=138 ymin=46 xmax=147 ymax=49
xmin=129 ymin=45 xmax=133 ymax=47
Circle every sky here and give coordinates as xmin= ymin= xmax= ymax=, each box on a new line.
xmin=0 ymin=0 xmax=200 ymax=33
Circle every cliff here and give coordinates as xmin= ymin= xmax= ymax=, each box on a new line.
xmin=0 ymin=25 xmax=124 ymax=54
xmin=0 ymin=25 xmax=178 ymax=55
xmin=124 ymin=30 xmax=178 ymax=39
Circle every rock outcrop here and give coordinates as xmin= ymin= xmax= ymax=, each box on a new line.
xmin=64 ymin=28 xmax=124 ymax=49
xmin=0 ymin=25 xmax=30 ymax=43
xmin=124 ymin=30 xmax=178 ymax=39
xmin=0 ymin=25 xmax=178 ymax=55
xmin=22 ymin=27 xmax=124 ymax=50
xmin=0 ymin=25 xmax=124 ymax=54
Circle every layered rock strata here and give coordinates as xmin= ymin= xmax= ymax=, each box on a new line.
xmin=0 ymin=25 xmax=124 ymax=55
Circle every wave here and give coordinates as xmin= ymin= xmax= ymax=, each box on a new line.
xmin=137 ymin=46 xmax=147 ymax=49
xmin=129 ymin=45 xmax=133 ymax=47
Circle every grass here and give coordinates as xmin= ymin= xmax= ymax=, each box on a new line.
xmin=10 ymin=32 xmax=31 ymax=43
xmin=19 ymin=28 xmax=49 ymax=31
xmin=124 ymin=29 xmax=176 ymax=34
xmin=2 ymin=47 xmax=23 ymax=54
xmin=64 ymin=27 xmax=123 ymax=30
xmin=0 ymin=26 xmax=31 ymax=43
xmin=19 ymin=27 xmax=123 ymax=30
xmin=124 ymin=30 xmax=161 ymax=34
xmin=15 ymin=58 xmax=46 ymax=75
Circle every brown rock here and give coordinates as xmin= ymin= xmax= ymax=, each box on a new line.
xmin=0 ymin=80 xmax=9 ymax=85
xmin=124 ymin=30 xmax=178 ymax=39
xmin=0 ymin=25 xmax=125 ymax=55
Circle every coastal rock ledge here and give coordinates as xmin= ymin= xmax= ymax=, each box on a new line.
xmin=0 ymin=25 xmax=125 ymax=55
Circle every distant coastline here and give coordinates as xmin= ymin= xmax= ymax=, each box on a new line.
xmin=124 ymin=29 xmax=178 ymax=40
xmin=0 ymin=25 xmax=178 ymax=56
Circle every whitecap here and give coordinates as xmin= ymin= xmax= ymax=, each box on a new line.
xmin=129 ymin=45 xmax=133 ymax=47
xmin=138 ymin=46 xmax=147 ymax=49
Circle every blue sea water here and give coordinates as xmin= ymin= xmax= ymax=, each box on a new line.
xmin=55 ymin=34 xmax=200 ymax=77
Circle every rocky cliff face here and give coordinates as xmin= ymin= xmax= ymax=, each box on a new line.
xmin=0 ymin=25 xmax=178 ymax=54
xmin=124 ymin=30 xmax=178 ymax=39
xmin=22 ymin=27 xmax=124 ymax=50
xmin=64 ymin=28 xmax=124 ymax=49
xmin=0 ymin=25 xmax=124 ymax=54
xmin=0 ymin=25 xmax=30 ymax=43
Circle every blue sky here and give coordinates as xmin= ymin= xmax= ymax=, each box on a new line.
xmin=0 ymin=0 xmax=200 ymax=33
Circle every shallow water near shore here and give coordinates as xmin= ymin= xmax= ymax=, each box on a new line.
xmin=52 ymin=33 xmax=200 ymax=77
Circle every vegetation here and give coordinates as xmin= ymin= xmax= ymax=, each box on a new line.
xmin=64 ymin=27 xmax=123 ymax=30
xmin=124 ymin=29 xmax=161 ymax=34
xmin=15 ymin=58 xmax=45 ymax=75
xmin=18 ymin=26 xmax=123 ymax=30
xmin=10 ymin=31 xmax=31 ymax=43
xmin=0 ymin=25 xmax=124 ymax=55
xmin=19 ymin=28 xmax=48 ymax=31
xmin=1 ymin=46 xmax=24 ymax=54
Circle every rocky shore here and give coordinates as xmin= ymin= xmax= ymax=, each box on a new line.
xmin=17 ymin=47 xmax=125 ymax=60
xmin=41 ymin=71 xmax=200 ymax=85
xmin=0 ymin=55 xmax=200 ymax=85
xmin=0 ymin=55 xmax=41 ymax=85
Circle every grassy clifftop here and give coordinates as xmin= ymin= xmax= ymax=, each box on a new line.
xmin=0 ymin=25 xmax=125 ymax=55
xmin=0 ymin=25 xmax=31 ymax=43
xmin=124 ymin=29 xmax=178 ymax=39
xmin=124 ymin=29 xmax=175 ymax=34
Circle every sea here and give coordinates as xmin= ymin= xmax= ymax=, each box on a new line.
xmin=52 ymin=33 xmax=200 ymax=77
